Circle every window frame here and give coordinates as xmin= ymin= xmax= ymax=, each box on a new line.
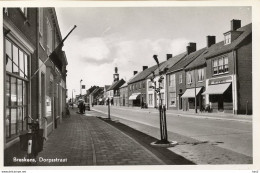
xmin=212 ymin=56 xmax=229 ymax=76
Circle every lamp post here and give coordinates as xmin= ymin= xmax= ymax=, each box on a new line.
xmin=107 ymin=98 xmax=111 ymax=120
xmin=80 ymin=79 xmax=83 ymax=96
xmin=72 ymin=89 xmax=75 ymax=109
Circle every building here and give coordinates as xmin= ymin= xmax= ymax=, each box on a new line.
xmin=167 ymin=44 xmax=206 ymax=111
xmin=128 ymin=66 xmax=157 ymax=107
xmin=203 ymin=20 xmax=252 ymax=114
xmin=103 ymin=85 xmax=111 ymax=105
xmin=183 ymin=36 xmax=216 ymax=112
xmin=3 ymin=8 xmax=68 ymax=149
xmin=119 ymin=83 xmax=128 ymax=106
xmin=107 ymin=67 xmax=125 ymax=106
xmin=146 ymin=53 xmax=186 ymax=108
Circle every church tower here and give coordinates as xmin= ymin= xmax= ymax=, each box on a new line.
xmin=113 ymin=67 xmax=119 ymax=82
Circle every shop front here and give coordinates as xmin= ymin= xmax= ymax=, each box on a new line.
xmin=181 ymin=87 xmax=204 ymax=111
xmin=129 ymin=93 xmax=141 ymax=107
xmin=203 ymin=76 xmax=233 ymax=113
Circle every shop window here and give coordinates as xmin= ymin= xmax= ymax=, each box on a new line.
xmin=5 ymin=38 xmax=29 ymax=140
xmin=149 ymin=94 xmax=153 ymax=105
xmin=5 ymin=38 xmax=29 ymax=78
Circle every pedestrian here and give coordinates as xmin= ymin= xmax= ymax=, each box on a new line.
xmin=83 ymin=102 xmax=86 ymax=113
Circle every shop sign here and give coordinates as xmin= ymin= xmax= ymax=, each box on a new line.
xmin=209 ymin=76 xmax=232 ymax=85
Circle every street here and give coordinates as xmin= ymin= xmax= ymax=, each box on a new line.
xmin=92 ymin=105 xmax=252 ymax=164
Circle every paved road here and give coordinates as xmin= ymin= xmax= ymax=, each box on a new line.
xmin=5 ymin=108 xmax=166 ymax=166
xmin=92 ymin=105 xmax=252 ymax=160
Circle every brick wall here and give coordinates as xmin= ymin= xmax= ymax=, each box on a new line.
xmin=236 ymin=35 xmax=252 ymax=114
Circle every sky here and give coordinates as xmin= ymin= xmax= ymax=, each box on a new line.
xmin=55 ymin=7 xmax=251 ymax=98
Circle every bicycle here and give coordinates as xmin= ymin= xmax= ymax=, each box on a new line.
xmin=19 ymin=116 xmax=46 ymax=164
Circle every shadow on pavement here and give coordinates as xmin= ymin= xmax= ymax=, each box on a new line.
xmin=98 ymin=117 xmax=195 ymax=165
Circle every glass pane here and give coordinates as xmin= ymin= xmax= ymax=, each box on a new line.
xmin=19 ymin=50 xmax=24 ymax=75
xmin=224 ymin=57 xmax=228 ymax=64
xmin=213 ymin=60 xmax=218 ymax=67
xmin=5 ymin=108 xmax=10 ymax=138
xmin=23 ymin=107 xmax=27 ymax=130
xmin=17 ymin=107 xmax=23 ymax=133
xmin=17 ymin=79 xmax=23 ymax=106
xmin=219 ymin=58 xmax=223 ymax=65
xmin=6 ymin=76 xmax=10 ymax=106
xmin=10 ymin=108 xmax=17 ymax=136
xmin=13 ymin=45 xmax=19 ymax=66
xmin=5 ymin=39 xmax=12 ymax=72
xmin=11 ymin=77 xmax=17 ymax=106
xmin=24 ymin=54 xmax=28 ymax=77
xmin=13 ymin=64 xmax=19 ymax=75
xmin=23 ymin=81 xmax=27 ymax=105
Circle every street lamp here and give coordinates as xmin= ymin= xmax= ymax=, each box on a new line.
xmin=72 ymin=89 xmax=75 ymax=109
xmin=80 ymin=79 xmax=83 ymax=96
xmin=150 ymin=55 xmax=177 ymax=147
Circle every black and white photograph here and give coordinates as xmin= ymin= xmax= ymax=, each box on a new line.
xmin=1 ymin=1 xmax=259 ymax=171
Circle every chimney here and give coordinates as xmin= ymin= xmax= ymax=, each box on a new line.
xmin=186 ymin=42 xmax=196 ymax=54
xmin=231 ymin=19 xmax=241 ymax=31
xmin=207 ymin=36 xmax=216 ymax=47
xmin=134 ymin=71 xmax=138 ymax=75
xmin=166 ymin=54 xmax=172 ymax=60
xmin=142 ymin=66 xmax=148 ymax=71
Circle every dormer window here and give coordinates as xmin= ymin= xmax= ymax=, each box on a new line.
xmin=224 ymin=33 xmax=231 ymax=45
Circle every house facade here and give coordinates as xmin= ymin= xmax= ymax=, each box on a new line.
xmin=3 ymin=8 xmax=67 ymax=149
xmin=203 ymin=20 xmax=252 ymax=114
xmin=119 ymin=83 xmax=128 ymax=106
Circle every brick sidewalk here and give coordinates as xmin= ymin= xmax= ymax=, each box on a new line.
xmin=5 ymin=109 xmax=164 ymax=166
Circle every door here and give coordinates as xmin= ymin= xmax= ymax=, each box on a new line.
xmin=218 ymin=95 xmax=224 ymax=112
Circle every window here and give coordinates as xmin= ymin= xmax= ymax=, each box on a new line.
xmin=197 ymin=68 xmax=205 ymax=81
xmin=224 ymin=34 xmax=231 ymax=45
xmin=169 ymin=74 xmax=175 ymax=87
xmin=148 ymin=81 xmax=153 ymax=91
xmin=179 ymin=74 xmax=182 ymax=84
xmin=39 ymin=8 xmax=44 ymax=47
xmin=46 ymin=18 xmax=53 ymax=55
xmin=169 ymin=92 xmax=176 ymax=107
xmin=148 ymin=94 xmax=153 ymax=105
xmin=5 ymin=39 xmax=29 ymax=79
xmin=224 ymin=57 xmax=229 ymax=72
xmin=187 ymin=71 xmax=193 ymax=84
xmin=142 ymin=81 xmax=145 ymax=88
xmin=5 ymin=38 xmax=29 ymax=140
xmin=212 ymin=56 xmax=229 ymax=75
xmin=161 ymin=79 xmax=164 ymax=89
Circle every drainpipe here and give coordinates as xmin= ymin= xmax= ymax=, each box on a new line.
xmin=233 ymin=50 xmax=238 ymax=114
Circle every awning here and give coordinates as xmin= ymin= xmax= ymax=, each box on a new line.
xmin=129 ymin=93 xmax=141 ymax=100
xmin=202 ymin=83 xmax=231 ymax=95
xmin=181 ymin=87 xmax=202 ymax=98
